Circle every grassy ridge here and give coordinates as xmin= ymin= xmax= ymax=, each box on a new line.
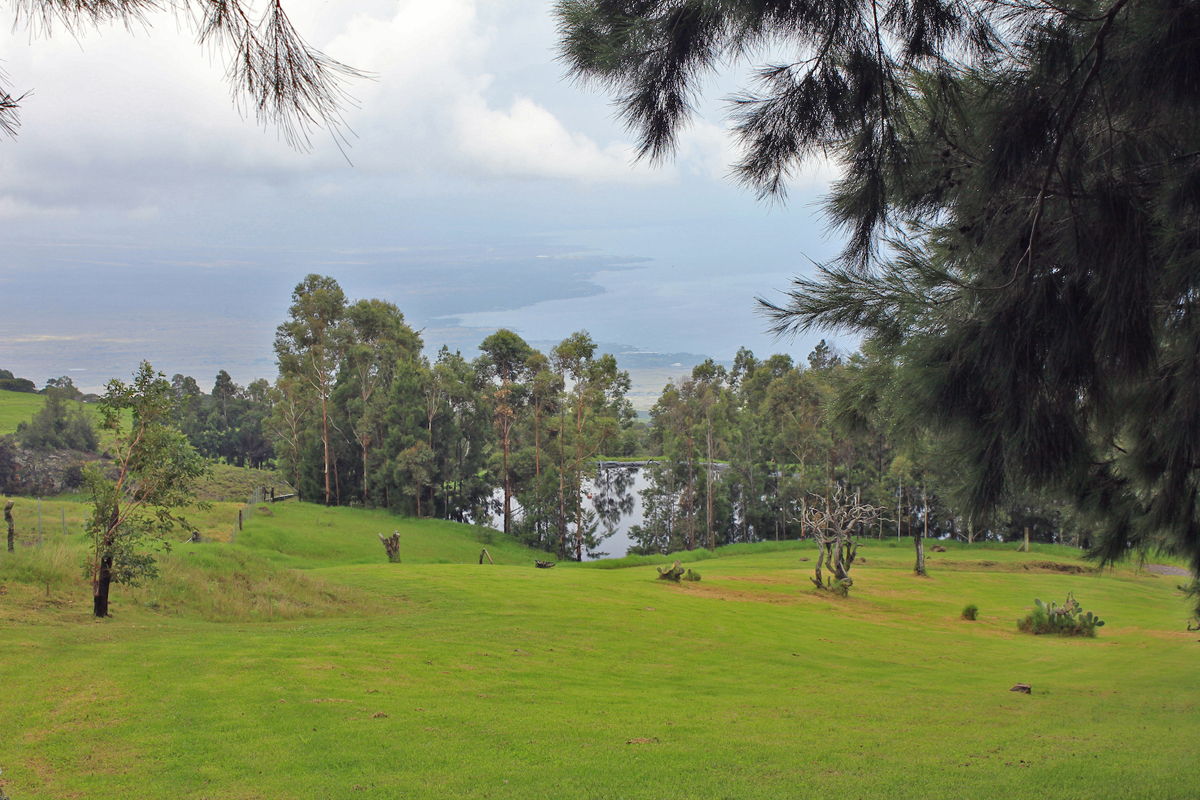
xmin=0 ymin=503 xmax=1196 ymax=799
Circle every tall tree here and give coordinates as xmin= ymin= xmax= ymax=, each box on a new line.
xmin=553 ymin=332 xmax=631 ymax=560
xmin=479 ymin=329 xmax=534 ymax=535
xmin=85 ymin=363 xmax=207 ymax=618
xmin=267 ymin=375 xmax=311 ymax=496
xmin=341 ymin=299 xmax=422 ymax=505
xmin=275 ymin=274 xmax=346 ymax=506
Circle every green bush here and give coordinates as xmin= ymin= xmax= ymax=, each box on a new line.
xmin=961 ymin=603 xmax=979 ymax=621
xmin=1017 ymin=592 xmax=1105 ymax=637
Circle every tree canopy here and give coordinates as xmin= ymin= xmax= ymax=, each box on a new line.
xmin=556 ymin=0 xmax=1200 ymax=591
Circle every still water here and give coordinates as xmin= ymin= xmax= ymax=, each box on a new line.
xmin=488 ymin=465 xmax=653 ymax=560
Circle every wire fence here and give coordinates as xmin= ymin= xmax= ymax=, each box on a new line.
xmin=229 ymin=486 xmax=295 ymax=543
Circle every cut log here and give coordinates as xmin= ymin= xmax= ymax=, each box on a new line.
xmin=535 ymin=559 xmax=555 ymax=569
xmin=1010 ymin=683 xmax=1032 ymax=694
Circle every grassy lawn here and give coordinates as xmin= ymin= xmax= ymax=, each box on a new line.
xmin=0 ymin=391 xmax=48 ymax=437
xmin=1 ymin=502 xmax=1196 ymax=799
xmin=0 ymin=389 xmax=128 ymax=450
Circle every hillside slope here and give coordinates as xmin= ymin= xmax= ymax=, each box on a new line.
xmin=0 ymin=506 xmax=1196 ymax=799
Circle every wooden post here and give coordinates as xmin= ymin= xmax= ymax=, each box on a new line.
xmin=1024 ymin=527 xmax=1030 ymax=552
xmin=38 ymin=497 xmax=43 ymax=547
xmin=5 ymin=500 xmax=14 ymax=553
xmin=238 ymin=509 xmax=243 ymax=532
xmin=479 ymin=549 xmax=494 ymax=565
xmin=62 ymin=507 xmax=67 ymax=536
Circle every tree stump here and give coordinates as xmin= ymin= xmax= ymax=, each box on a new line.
xmin=378 ymin=531 xmax=401 ymax=563
xmin=657 ymin=560 xmax=685 ymax=582
xmin=1010 ymin=683 xmax=1032 ymax=694
xmin=5 ymin=500 xmax=13 ymax=553
xmin=535 ymin=559 xmax=555 ymax=569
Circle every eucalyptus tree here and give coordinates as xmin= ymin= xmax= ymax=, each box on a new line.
xmin=478 ymin=329 xmax=534 ymax=534
xmin=650 ymin=378 xmax=701 ymax=549
xmin=267 ymin=375 xmax=311 ymax=497
xmin=436 ymin=347 xmax=493 ymax=523
xmin=525 ymin=351 xmax=564 ymax=480
xmin=553 ymin=331 xmax=632 ymax=560
xmin=556 ymin=0 xmax=1200 ymax=595
xmin=341 ymin=299 xmax=422 ymax=505
xmin=692 ymin=360 xmax=735 ymax=551
xmin=275 ymin=274 xmax=346 ymax=506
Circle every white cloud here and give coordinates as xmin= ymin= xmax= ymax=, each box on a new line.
xmin=453 ymin=93 xmax=671 ymax=183
xmin=0 ymin=194 xmax=77 ymax=219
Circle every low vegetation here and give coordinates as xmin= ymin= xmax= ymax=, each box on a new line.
xmin=1018 ymin=592 xmax=1106 ymax=637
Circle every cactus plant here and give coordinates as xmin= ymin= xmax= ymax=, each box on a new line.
xmin=1019 ymin=592 xmax=1105 ymax=636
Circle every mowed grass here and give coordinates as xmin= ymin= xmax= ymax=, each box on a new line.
xmin=0 ymin=390 xmax=47 ymax=436
xmin=0 ymin=389 xmax=129 ymax=449
xmin=1 ymin=503 xmax=1197 ymax=799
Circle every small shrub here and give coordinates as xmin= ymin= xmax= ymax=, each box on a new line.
xmin=682 ymin=568 xmax=701 ymax=582
xmin=961 ymin=603 xmax=979 ymax=621
xmin=1017 ymin=592 xmax=1105 ymax=637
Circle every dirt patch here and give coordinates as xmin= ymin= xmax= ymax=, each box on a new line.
xmin=1027 ymin=560 xmax=1092 ymax=574
xmin=678 ymin=583 xmax=801 ymax=604
xmin=709 ymin=575 xmax=797 ymax=587
xmin=1146 ymin=564 xmax=1191 ymax=578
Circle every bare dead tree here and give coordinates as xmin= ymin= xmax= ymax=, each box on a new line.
xmin=798 ymin=485 xmax=881 ymax=593
xmin=5 ymin=0 xmax=365 ymax=147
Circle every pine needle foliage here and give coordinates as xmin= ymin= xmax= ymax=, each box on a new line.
xmin=5 ymin=0 xmax=364 ymax=147
xmin=556 ymin=0 xmax=1200 ymax=603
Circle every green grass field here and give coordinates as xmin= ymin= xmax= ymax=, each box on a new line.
xmin=0 ymin=388 xmax=128 ymax=451
xmin=1 ymin=501 xmax=1196 ymax=799
xmin=0 ymin=390 xmax=48 ymax=437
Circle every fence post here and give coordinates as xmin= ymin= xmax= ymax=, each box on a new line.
xmin=38 ymin=497 xmax=42 ymax=547
xmin=62 ymin=507 xmax=66 ymax=536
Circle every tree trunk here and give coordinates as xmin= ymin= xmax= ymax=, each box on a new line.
xmin=575 ymin=390 xmax=586 ymax=562
xmin=534 ymin=405 xmax=541 ymax=477
xmin=93 ymin=552 xmax=113 ymax=618
xmin=361 ymin=435 xmax=370 ymax=506
xmin=558 ymin=403 xmax=567 ymax=559
xmin=321 ymin=386 xmax=332 ymax=506
xmin=503 ymin=420 xmax=512 ymax=535
xmin=706 ymin=419 xmax=715 ymax=551
xmin=93 ymin=506 xmax=119 ymax=618
xmin=686 ymin=434 xmax=695 ymax=550
xmin=914 ymin=485 xmax=927 ymax=576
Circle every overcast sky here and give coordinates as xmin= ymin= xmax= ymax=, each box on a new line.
xmin=0 ymin=0 xmax=848 ymax=393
